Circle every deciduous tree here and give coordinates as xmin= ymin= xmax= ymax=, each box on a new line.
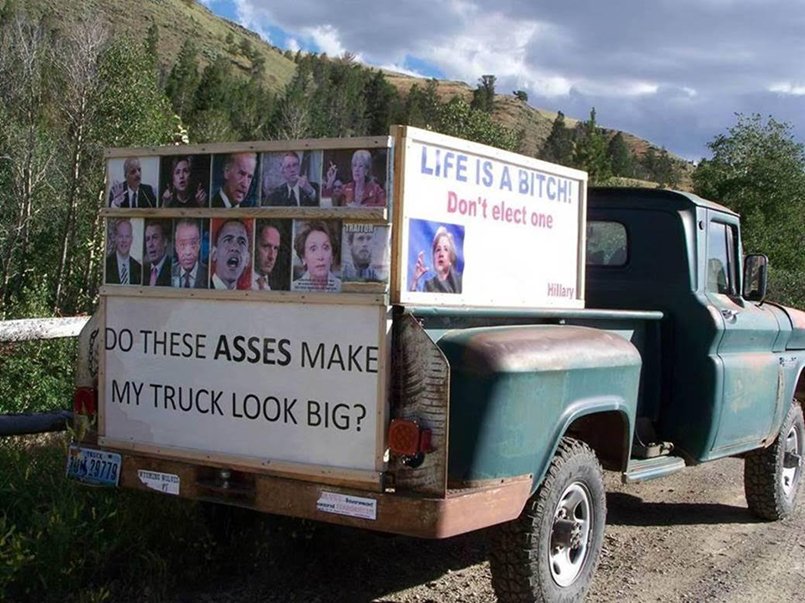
xmin=693 ymin=114 xmax=805 ymax=300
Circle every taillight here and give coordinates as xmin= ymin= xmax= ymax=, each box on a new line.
xmin=73 ymin=387 xmax=97 ymax=416
xmin=388 ymin=418 xmax=432 ymax=457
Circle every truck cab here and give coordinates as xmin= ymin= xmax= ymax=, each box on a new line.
xmin=586 ymin=187 xmax=804 ymax=465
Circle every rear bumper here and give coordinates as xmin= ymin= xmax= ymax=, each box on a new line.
xmin=115 ymin=451 xmax=532 ymax=539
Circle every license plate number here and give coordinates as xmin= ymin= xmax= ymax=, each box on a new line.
xmin=66 ymin=445 xmax=121 ymax=486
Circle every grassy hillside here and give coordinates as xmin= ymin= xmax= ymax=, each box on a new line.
xmin=5 ymin=0 xmax=297 ymax=94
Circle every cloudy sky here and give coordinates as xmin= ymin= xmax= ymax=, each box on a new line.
xmin=202 ymin=0 xmax=805 ymax=160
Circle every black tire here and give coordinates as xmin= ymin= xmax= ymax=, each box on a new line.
xmin=744 ymin=400 xmax=804 ymax=521
xmin=490 ymin=438 xmax=606 ymax=603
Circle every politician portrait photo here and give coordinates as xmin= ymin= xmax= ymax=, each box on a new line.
xmin=261 ymin=150 xmax=322 ymax=207
xmin=142 ymin=219 xmax=173 ymax=287
xmin=253 ymin=219 xmax=292 ymax=291
xmin=408 ymin=219 xmax=465 ymax=294
xmin=210 ymin=218 xmax=252 ymax=290
xmin=171 ymin=218 xmax=209 ymax=289
xmin=105 ymin=218 xmax=143 ymax=285
xmin=210 ymin=152 xmax=260 ymax=208
xmin=106 ymin=157 xmax=159 ymax=208
xmin=291 ymin=220 xmax=342 ymax=293
xmin=160 ymin=155 xmax=211 ymax=208
xmin=321 ymin=148 xmax=387 ymax=208
xmin=340 ymin=223 xmax=390 ymax=283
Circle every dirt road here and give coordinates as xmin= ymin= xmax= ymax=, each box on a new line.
xmin=186 ymin=457 xmax=804 ymax=603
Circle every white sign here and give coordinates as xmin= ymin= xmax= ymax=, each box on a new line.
xmin=398 ymin=128 xmax=586 ymax=309
xmin=138 ymin=470 xmax=180 ymax=495
xmin=316 ymin=491 xmax=377 ymax=520
xmin=103 ymin=297 xmax=386 ymax=471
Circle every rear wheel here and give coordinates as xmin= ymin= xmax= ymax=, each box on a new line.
xmin=490 ymin=438 xmax=606 ymax=602
xmin=744 ymin=401 xmax=804 ymax=520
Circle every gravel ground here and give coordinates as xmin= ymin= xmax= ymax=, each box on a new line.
xmin=173 ymin=458 xmax=804 ymax=603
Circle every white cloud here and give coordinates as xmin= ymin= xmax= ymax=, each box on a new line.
xmin=575 ymin=80 xmax=659 ymax=98
xmin=769 ymin=82 xmax=805 ymax=96
xmin=302 ymin=24 xmax=350 ymax=57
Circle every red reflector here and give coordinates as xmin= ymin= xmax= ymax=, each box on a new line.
xmin=388 ymin=418 xmax=432 ymax=456
xmin=73 ymin=387 xmax=97 ymax=416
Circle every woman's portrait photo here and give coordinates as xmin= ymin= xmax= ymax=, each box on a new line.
xmin=291 ymin=220 xmax=342 ymax=293
xmin=321 ymin=148 xmax=387 ymax=207
xmin=408 ymin=219 xmax=465 ymax=294
xmin=159 ymin=155 xmax=210 ymax=208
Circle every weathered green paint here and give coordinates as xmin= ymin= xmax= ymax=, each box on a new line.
xmin=435 ymin=325 xmax=641 ymax=489
xmin=587 ymin=187 xmax=805 ymax=462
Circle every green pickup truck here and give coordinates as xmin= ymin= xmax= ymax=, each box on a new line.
xmin=70 ymin=128 xmax=803 ymax=603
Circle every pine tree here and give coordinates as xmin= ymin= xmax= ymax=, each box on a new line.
xmin=193 ymin=55 xmax=231 ymax=115
xmin=572 ymin=108 xmax=612 ymax=183
xmin=364 ymin=69 xmax=399 ymax=135
xmin=145 ymin=23 xmax=159 ymax=69
xmin=540 ymin=111 xmax=574 ymax=165
xmin=404 ymin=79 xmax=441 ymax=128
xmin=165 ymin=38 xmax=200 ymax=118
xmin=607 ymin=132 xmax=634 ymax=177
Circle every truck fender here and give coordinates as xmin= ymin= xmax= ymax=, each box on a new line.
xmin=438 ymin=324 xmax=642 ymax=493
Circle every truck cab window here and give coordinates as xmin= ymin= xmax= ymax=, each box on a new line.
xmin=707 ymin=221 xmax=737 ymax=295
xmin=586 ymin=221 xmax=627 ymax=266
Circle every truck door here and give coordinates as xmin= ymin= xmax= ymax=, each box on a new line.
xmin=704 ymin=212 xmax=781 ymax=453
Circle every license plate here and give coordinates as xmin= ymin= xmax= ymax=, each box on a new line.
xmin=66 ymin=445 xmax=121 ymax=486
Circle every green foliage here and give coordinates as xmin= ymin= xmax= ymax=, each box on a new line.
xmin=607 ymin=132 xmax=635 ymax=177
xmin=540 ymin=111 xmax=574 ymax=165
xmin=145 ymin=23 xmax=159 ymax=69
xmin=435 ymin=96 xmax=521 ymax=152
xmin=0 ymin=283 xmax=76 ymax=413
xmin=91 ymin=37 xmax=175 ymax=147
xmin=165 ymin=38 xmax=200 ymax=116
xmin=693 ymin=114 xmax=805 ymax=290
xmin=0 ymin=436 xmax=223 ymax=601
xmin=364 ymin=69 xmax=400 ymax=136
xmin=192 ymin=55 xmax=231 ymax=117
xmin=572 ymin=108 xmax=612 ymax=183
xmin=639 ymin=146 xmax=679 ymax=188
xmin=513 ymin=89 xmax=528 ymax=102
xmin=403 ymin=80 xmax=441 ymax=128
xmin=471 ymin=74 xmax=496 ymax=113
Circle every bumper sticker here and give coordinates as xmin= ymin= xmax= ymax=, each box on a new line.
xmin=316 ymin=491 xmax=377 ymax=520
xmin=137 ymin=470 xmax=180 ymax=495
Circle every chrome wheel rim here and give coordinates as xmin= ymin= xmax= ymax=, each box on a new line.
xmin=781 ymin=423 xmax=802 ymax=499
xmin=550 ymin=482 xmax=592 ymax=587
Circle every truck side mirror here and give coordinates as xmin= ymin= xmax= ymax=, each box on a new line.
xmin=742 ymin=254 xmax=768 ymax=302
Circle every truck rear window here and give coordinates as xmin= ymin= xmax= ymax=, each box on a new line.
xmin=586 ymin=221 xmax=627 ymax=266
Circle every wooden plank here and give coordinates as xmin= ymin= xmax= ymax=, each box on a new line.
xmin=102 ymin=437 xmax=385 ymax=491
xmin=100 ymin=207 xmax=388 ymax=221
xmin=0 ymin=316 xmax=89 ymax=342
xmin=115 ymin=450 xmax=532 ymax=539
xmin=389 ymin=125 xmax=407 ymax=303
xmin=105 ymin=135 xmax=393 ymax=159
xmin=99 ymin=286 xmax=388 ymax=305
